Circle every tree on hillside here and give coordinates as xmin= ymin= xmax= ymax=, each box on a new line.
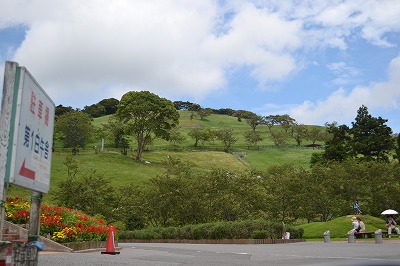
xmin=278 ymin=114 xmax=296 ymax=133
xmin=290 ymin=123 xmax=308 ymax=146
xmin=188 ymin=128 xmax=202 ymax=147
xmin=101 ymin=115 xmax=128 ymax=148
xmin=269 ymin=129 xmax=289 ymax=146
xmin=263 ymin=115 xmax=279 ymax=132
xmin=54 ymin=110 xmax=93 ymax=155
xmin=98 ymin=98 xmax=119 ymax=115
xmin=244 ymin=130 xmax=263 ymax=149
xmin=116 ymin=91 xmax=179 ymax=161
xmin=83 ymin=103 xmax=106 ymax=118
xmin=306 ymin=127 xmax=328 ymax=146
xmin=169 ymin=127 xmax=186 ymax=147
xmin=394 ymin=134 xmax=400 ymax=163
xmin=246 ymin=115 xmax=262 ymax=131
xmin=216 ymin=128 xmax=237 ymax=152
xmin=322 ymin=122 xmax=352 ymax=162
xmin=350 ymin=105 xmax=394 ymax=162
xmin=197 ymin=108 xmax=213 ymax=120
xmin=55 ymin=104 xmax=74 ymax=118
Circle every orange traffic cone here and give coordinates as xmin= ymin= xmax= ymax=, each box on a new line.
xmin=101 ymin=226 xmax=120 ymax=255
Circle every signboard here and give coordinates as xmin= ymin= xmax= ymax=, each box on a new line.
xmin=3 ymin=62 xmax=55 ymax=193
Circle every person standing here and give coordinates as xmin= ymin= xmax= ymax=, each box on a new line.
xmin=353 ymin=200 xmax=362 ymax=215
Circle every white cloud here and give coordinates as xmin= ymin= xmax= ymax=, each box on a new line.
xmin=1 ymin=0 xmax=400 ymax=111
xmin=327 ymin=61 xmax=361 ymax=85
xmin=289 ymin=54 xmax=400 ymax=127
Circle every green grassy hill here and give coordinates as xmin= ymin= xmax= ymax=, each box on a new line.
xmin=7 ymin=111 xmax=324 ymax=203
xmin=301 ymin=215 xmax=386 ymax=239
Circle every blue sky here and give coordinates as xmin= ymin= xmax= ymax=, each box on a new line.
xmin=1 ymin=0 xmax=400 ymax=133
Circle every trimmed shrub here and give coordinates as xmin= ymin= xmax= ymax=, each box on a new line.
xmin=119 ymin=219 xmax=304 ymax=240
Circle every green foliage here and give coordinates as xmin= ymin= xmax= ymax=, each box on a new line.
xmin=119 ymin=219 xmax=304 ymax=240
xmin=116 ymin=91 xmax=179 ymax=160
xmin=83 ymin=98 xmax=119 ymax=118
xmin=322 ymin=122 xmax=351 ymax=162
xmin=196 ymin=108 xmax=213 ymax=120
xmin=244 ymin=130 xmax=263 ymax=149
xmin=394 ymin=134 xmax=400 ymax=162
xmin=168 ymin=127 xmax=186 ymax=147
xmin=216 ymin=128 xmax=237 ymax=152
xmin=54 ymin=110 xmax=94 ymax=154
xmin=290 ymin=124 xmax=308 ymax=146
xmin=321 ymin=105 xmax=394 ymax=163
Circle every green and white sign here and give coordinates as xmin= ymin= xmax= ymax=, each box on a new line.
xmin=2 ymin=62 xmax=55 ymax=193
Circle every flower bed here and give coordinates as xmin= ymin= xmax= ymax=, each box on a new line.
xmin=5 ymin=196 xmax=112 ymax=244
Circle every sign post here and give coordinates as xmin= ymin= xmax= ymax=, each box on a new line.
xmin=0 ymin=61 xmax=55 ymax=241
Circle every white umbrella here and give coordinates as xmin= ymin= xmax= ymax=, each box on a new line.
xmin=381 ymin=209 xmax=398 ymax=215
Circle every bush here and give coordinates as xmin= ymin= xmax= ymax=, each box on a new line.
xmin=119 ymin=219 xmax=304 ymax=240
xmin=251 ymin=230 xmax=269 ymax=239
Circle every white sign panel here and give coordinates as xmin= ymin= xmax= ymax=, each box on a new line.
xmin=5 ymin=65 xmax=55 ymax=193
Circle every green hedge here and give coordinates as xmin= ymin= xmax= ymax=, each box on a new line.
xmin=119 ymin=219 xmax=304 ymax=240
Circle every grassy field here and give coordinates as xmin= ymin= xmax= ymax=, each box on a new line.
xmin=7 ymin=111 xmax=324 ymax=203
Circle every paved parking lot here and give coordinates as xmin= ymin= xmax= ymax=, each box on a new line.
xmin=38 ymin=240 xmax=400 ymax=266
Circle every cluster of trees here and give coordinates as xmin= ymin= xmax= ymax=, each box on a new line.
xmin=55 ymin=98 xmax=119 ymax=118
xmin=315 ymin=105 xmax=397 ymax=164
xmin=55 ymin=155 xmax=400 ymax=229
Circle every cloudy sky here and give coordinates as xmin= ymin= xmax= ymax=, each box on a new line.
xmin=1 ymin=0 xmax=400 ymax=132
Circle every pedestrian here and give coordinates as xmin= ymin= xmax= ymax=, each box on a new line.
xmin=353 ymin=200 xmax=362 ymax=215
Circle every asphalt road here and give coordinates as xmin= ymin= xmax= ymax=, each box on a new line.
xmin=38 ymin=241 xmax=400 ymax=266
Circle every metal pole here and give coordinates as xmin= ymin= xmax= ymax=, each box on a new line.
xmin=27 ymin=191 xmax=42 ymax=243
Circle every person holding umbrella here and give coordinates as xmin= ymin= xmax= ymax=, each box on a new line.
xmin=386 ymin=215 xmax=400 ymax=238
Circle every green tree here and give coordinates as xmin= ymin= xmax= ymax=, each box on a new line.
xmin=244 ymin=130 xmax=263 ymax=149
xmin=169 ymin=127 xmax=186 ymax=147
xmin=290 ymin=123 xmax=308 ymax=146
xmin=216 ymin=128 xmax=237 ymax=152
xmin=277 ymin=114 xmax=296 ymax=133
xmin=83 ymin=103 xmax=106 ymax=118
xmin=269 ymin=129 xmax=289 ymax=146
xmin=101 ymin=115 xmax=127 ymax=148
xmin=54 ymin=156 xmax=116 ymax=216
xmin=246 ymin=115 xmax=262 ymax=131
xmin=98 ymin=98 xmax=119 ymax=115
xmin=351 ymin=105 xmax=394 ymax=162
xmin=188 ymin=128 xmax=202 ymax=147
xmin=394 ymin=134 xmax=400 ymax=163
xmin=199 ymin=128 xmax=215 ymax=146
xmin=55 ymin=104 xmax=74 ymax=118
xmin=196 ymin=108 xmax=213 ymax=120
xmin=116 ymin=91 xmax=179 ymax=161
xmin=263 ymin=115 xmax=279 ymax=132
xmin=262 ymin=165 xmax=308 ymax=223
xmin=54 ymin=110 xmax=93 ymax=155
xmin=322 ymin=122 xmax=352 ymax=162
xmin=306 ymin=126 xmax=327 ymax=147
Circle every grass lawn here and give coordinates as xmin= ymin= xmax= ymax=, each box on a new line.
xmin=301 ymin=215 xmax=386 ymax=239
